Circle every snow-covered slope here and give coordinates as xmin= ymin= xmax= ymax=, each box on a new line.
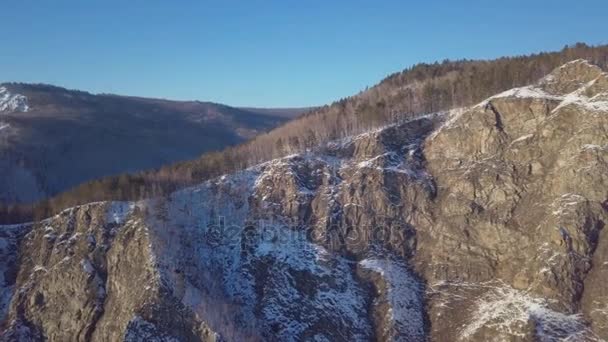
xmin=144 ymin=170 xmax=374 ymax=340
xmin=0 ymin=86 xmax=29 ymax=113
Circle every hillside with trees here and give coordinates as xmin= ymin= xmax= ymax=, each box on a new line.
xmin=0 ymin=84 xmax=306 ymax=206
xmin=2 ymin=42 xmax=608 ymax=223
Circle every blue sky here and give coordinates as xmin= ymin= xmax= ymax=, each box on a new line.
xmin=1 ymin=0 xmax=606 ymax=107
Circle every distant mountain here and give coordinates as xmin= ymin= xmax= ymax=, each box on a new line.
xmin=238 ymin=106 xmax=314 ymax=118
xmin=0 ymin=83 xmax=292 ymax=203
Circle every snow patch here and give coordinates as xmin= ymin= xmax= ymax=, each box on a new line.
xmin=481 ymin=86 xmax=563 ymax=104
xmin=511 ymin=134 xmax=534 ymax=144
xmin=550 ymin=193 xmax=586 ymax=216
xmin=252 ymin=222 xmax=370 ymax=341
xmin=359 ymin=258 xmax=425 ymax=341
xmin=426 ymin=108 xmax=467 ymax=139
xmin=0 ymin=227 xmax=21 ymax=321
xmin=124 ymin=315 xmax=180 ymax=342
xmin=0 ymin=87 xmax=29 ymax=113
xmin=457 ymin=282 xmax=600 ymax=341
xmin=80 ymin=258 xmax=94 ymax=274
xmin=353 ymin=145 xmax=433 ymax=191
xmin=550 ymin=77 xmax=608 ymax=113
xmin=582 ymin=144 xmax=608 ymax=151
xmin=106 ymin=201 xmax=134 ymax=225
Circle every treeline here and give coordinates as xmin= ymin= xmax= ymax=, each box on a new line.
xmin=2 ymin=42 xmax=608 ymax=224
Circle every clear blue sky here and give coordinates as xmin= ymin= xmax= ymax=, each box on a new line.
xmin=1 ymin=0 xmax=606 ymax=107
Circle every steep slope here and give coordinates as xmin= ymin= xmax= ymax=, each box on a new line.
xmin=0 ymin=83 xmax=294 ymax=204
xmin=418 ymin=59 xmax=608 ymax=341
xmin=1 ymin=60 xmax=607 ymax=341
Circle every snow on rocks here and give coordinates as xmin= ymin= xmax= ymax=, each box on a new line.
xmin=142 ymin=167 xmax=374 ymax=341
xmin=456 ymin=282 xmax=600 ymax=341
xmin=106 ymin=201 xmax=135 ymax=225
xmin=425 ymin=107 xmax=467 ymax=139
xmin=80 ymin=258 xmax=95 ymax=274
xmin=550 ymin=193 xmax=587 ymax=217
xmin=359 ymin=257 xmax=426 ymax=341
xmin=0 ymin=223 xmax=30 ymax=323
xmin=121 ymin=114 xmax=450 ymax=340
xmin=510 ymin=134 xmax=534 ymax=145
xmin=0 ymin=229 xmax=18 ymax=321
xmin=549 ymin=73 xmax=608 ymax=113
xmin=8 ymin=59 xmax=606 ymax=339
xmin=43 ymin=225 xmax=57 ymax=241
xmin=582 ymin=144 xmax=608 ymax=153
xmin=437 ymin=60 xmax=608 ymax=146
xmin=0 ymin=87 xmax=29 ymax=113
xmin=124 ymin=316 xmax=180 ymax=342
xmin=355 ymin=150 xmax=427 ymax=181
xmin=250 ymin=221 xmax=371 ymax=341
xmin=482 ymin=86 xmax=563 ymax=104
xmin=255 ymin=220 xmax=371 ymax=340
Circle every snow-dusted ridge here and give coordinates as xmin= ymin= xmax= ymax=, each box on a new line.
xmin=2 ymin=59 xmax=608 ymax=340
xmin=472 ymin=59 xmax=608 ymax=113
xmin=473 ymin=78 xmax=608 ymax=113
xmin=0 ymin=86 xmax=29 ymax=113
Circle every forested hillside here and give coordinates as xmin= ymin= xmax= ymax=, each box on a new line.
xmin=0 ymin=84 xmax=298 ymax=208
xmin=3 ymin=42 xmax=608 ymax=223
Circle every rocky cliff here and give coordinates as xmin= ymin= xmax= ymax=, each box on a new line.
xmin=1 ymin=60 xmax=607 ymax=341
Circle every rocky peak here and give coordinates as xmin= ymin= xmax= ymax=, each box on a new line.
xmin=540 ymin=58 xmax=605 ymax=95
xmin=464 ymin=60 xmax=608 ymax=147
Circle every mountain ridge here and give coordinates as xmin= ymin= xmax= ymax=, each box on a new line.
xmin=1 ymin=59 xmax=606 ymax=341
xmin=6 ymin=43 xmax=607 ymax=225
xmin=0 ymin=82 xmax=314 ymax=115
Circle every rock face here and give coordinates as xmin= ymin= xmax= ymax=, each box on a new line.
xmin=420 ymin=59 xmax=608 ymax=341
xmin=1 ymin=60 xmax=607 ymax=341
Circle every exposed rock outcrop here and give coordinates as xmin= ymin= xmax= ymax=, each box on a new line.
xmin=1 ymin=60 xmax=607 ymax=341
xmin=420 ymin=59 xmax=608 ymax=341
